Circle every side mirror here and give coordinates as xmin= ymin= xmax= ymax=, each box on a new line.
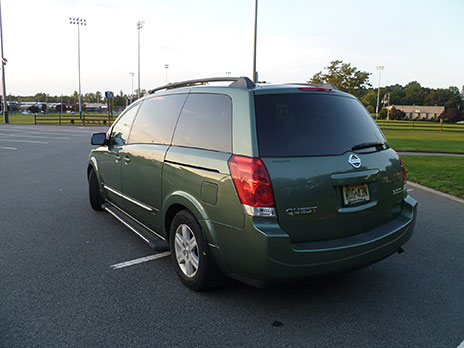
xmin=91 ymin=132 xmax=107 ymax=146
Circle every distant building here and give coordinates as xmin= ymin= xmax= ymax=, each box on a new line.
xmin=83 ymin=103 xmax=105 ymax=113
xmin=388 ymin=105 xmax=444 ymax=120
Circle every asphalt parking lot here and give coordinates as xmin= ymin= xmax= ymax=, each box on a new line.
xmin=1 ymin=125 xmax=463 ymax=348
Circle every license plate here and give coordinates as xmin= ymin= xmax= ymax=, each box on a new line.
xmin=342 ymin=183 xmax=370 ymax=205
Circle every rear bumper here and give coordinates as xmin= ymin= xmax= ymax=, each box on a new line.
xmin=210 ymin=195 xmax=417 ymax=285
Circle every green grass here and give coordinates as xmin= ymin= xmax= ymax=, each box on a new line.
xmin=0 ymin=113 xmax=117 ymax=125
xmin=402 ymin=155 xmax=464 ymax=199
xmin=376 ymin=119 xmax=464 ymax=131
xmin=383 ymin=130 xmax=464 ymax=154
xmin=0 ymin=114 xmax=35 ymax=124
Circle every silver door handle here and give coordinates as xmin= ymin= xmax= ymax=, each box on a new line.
xmin=123 ymin=156 xmax=131 ymax=163
xmin=114 ymin=154 xmax=121 ymax=161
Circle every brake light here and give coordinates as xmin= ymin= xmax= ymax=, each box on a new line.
xmin=228 ymin=155 xmax=276 ymax=217
xmin=298 ymin=87 xmax=333 ymax=92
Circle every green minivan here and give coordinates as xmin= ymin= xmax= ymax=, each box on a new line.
xmin=88 ymin=77 xmax=417 ymax=290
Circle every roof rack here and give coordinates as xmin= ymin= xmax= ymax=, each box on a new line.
xmin=283 ymin=82 xmax=338 ymax=90
xmin=148 ymin=76 xmax=255 ymax=94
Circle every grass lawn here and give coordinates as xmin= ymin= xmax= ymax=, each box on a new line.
xmin=402 ymin=155 xmax=464 ymax=199
xmin=383 ymin=130 xmax=464 ymax=154
xmin=0 ymin=113 xmax=116 ymax=125
xmin=0 ymin=114 xmax=35 ymax=124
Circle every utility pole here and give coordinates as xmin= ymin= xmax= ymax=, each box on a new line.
xmin=129 ymin=72 xmax=134 ymax=103
xmin=0 ymin=0 xmax=8 ymax=123
xmin=164 ymin=64 xmax=169 ymax=84
xmin=375 ymin=66 xmax=384 ymax=119
xmin=386 ymin=92 xmax=391 ymax=120
xmin=137 ymin=21 xmax=144 ymax=99
xmin=252 ymin=0 xmax=258 ymax=83
xmin=69 ymin=17 xmax=86 ymax=120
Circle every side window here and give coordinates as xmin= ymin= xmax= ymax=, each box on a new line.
xmin=129 ymin=94 xmax=187 ymax=145
xmin=110 ymin=103 xmax=140 ymax=146
xmin=172 ymin=94 xmax=232 ymax=152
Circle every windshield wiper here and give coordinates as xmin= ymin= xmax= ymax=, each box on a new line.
xmin=351 ymin=142 xmax=386 ymax=151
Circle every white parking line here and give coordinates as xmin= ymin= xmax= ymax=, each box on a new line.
xmin=407 ymin=189 xmax=414 ymax=192
xmin=110 ymin=251 xmax=171 ymax=270
xmin=0 ymin=146 xmax=18 ymax=150
xmin=4 ymin=128 xmax=88 ymax=137
xmin=0 ymin=138 xmax=48 ymax=144
xmin=0 ymin=132 xmax=69 ymax=140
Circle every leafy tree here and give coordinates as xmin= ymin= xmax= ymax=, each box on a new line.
xmin=378 ymin=108 xmax=387 ymax=119
xmin=387 ymin=84 xmax=406 ymax=105
xmin=444 ymin=86 xmax=462 ymax=109
xmin=309 ymin=60 xmax=371 ymax=98
xmin=113 ymin=90 xmax=127 ymax=107
xmin=389 ymin=106 xmax=406 ymax=120
xmin=83 ymin=92 xmax=96 ymax=103
xmin=95 ymin=91 xmax=103 ymax=103
xmin=34 ymin=93 xmax=48 ymax=102
xmin=440 ymin=108 xmax=460 ymax=122
xmin=360 ymin=89 xmax=377 ymax=109
xmin=404 ymin=81 xmax=424 ymax=105
xmin=72 ymin=91 xmax=79 ymax=104
xmin=134 ymin=89 xmax=146 ymax=98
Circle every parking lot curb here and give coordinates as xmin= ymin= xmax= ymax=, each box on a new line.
xmin=408 ymin=181 xmax=464 ymax=205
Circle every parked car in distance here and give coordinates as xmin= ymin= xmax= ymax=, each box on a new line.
xmin=88 ymin=76 xmax=417 ymax=290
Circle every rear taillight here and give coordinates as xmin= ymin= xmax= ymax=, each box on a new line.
xmin=228 ymin=155 xmax=276 ymax=217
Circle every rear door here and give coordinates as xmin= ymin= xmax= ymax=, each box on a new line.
xmin=254 ymin=91 xmax=404 ymax=243
xmin=120 ymin=94 xmax=188 ymax=233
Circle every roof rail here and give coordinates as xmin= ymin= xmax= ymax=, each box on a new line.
xmin=284 ymin=82 xmax=338 ymax=90
xmin=148 ymin=76 xmax=255 ymax=94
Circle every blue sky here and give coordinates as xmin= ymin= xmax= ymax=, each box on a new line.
xmin=2 ymin=0 xmax=464 ymax=95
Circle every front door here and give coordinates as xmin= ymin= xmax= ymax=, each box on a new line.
xmin=99 ymin=103 xmax=141 ymax=208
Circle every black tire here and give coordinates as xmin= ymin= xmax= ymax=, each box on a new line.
xmin=88 ymin=167 xmax=104 ymax=211
xmin=169 ymin=210 xmax=222 ymax=291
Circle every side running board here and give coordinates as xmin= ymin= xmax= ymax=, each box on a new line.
xmin=102 ymin=202 xmax=170 ymax=252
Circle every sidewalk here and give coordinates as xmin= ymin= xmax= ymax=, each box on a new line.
xmin=399 ymin=151 xmax=464 ymax=157
xmin=408 ymin=181 xmax=464 ymax=205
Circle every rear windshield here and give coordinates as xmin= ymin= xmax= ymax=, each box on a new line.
xmin=255 ymin=93 xmax=386 ymax=157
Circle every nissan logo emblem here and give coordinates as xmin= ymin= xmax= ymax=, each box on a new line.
xmin=348 ymin=154 xmax=361 ymax=168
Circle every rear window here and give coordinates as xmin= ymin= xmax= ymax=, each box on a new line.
xmin=172 ymin=93 xmax=232 ymax=153
xmin=255 ymin=93 xmax=385 ymax=157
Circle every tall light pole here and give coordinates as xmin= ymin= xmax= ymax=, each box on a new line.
xmin=69 ymin=17 xmax=86 ymax=120
xmin=0 ymin=0 xmax=8 ymax=123
xmin=164 ymin=64 xmax=169 ymax=84
xmin=375 ymin=65 xmax=384 ymax=119
xmin=252 ymin=0 xmax=258 ymax=83
xmin=137 ymin=21 xmax=144 ymax=99
xmin=129 ymin=72 xmax=134 ymax=102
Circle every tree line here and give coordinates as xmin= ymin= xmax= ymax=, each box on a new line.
xmin=6 ymin=61 xmax=464 ymax=121
xmin=7 ymin=89 xmax=142 ymax=108
xmin=310 ymin=60 xmax=463 ymax=121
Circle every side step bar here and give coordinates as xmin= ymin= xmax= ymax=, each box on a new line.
xmin=102 ymin=202 xmax=170 ymax=252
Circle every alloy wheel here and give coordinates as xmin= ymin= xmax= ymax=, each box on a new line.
xmin=174 ymin=224 xmax=199 ymax=278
